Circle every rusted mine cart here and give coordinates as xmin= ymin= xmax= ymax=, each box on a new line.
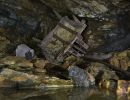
xmin=40 ymin=16 xmax=89 ymax=64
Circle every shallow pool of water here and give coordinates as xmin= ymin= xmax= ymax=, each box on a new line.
xmin=0 ymin=87 xmax=129 ymax=100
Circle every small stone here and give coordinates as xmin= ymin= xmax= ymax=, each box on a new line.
xmin=16 ymin=44 xmax=35 ymax=60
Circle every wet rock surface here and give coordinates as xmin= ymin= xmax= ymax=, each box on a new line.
xmin=0 ymin=68 xmax=40 ymax=88
xmin=69 ymin=66 xmax=95 ymax=87
xmin=0 ymin=67 xmax=73 ymax=89
xmin=0 ymin=56 xmax=73 ymax=89
xmin=0 ymin=56 xmax=34 ymax=71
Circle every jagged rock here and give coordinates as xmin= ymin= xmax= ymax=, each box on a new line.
xmin=110 ymin=50 xmax=130 ymax=71
xmin=68 ymin=66 xmax=95 ymax=87
xmin=95 ymin=11 xmax=130 ymax=53
xmin=0 ymin=56 xmax=34 ymax=71
xmin=16 ymin=44 xmax=35 ymax=60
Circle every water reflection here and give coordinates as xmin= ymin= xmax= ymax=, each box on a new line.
xmin=0 ymin=88 xmax=130 ymax=100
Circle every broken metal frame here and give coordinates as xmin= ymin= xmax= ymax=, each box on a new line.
xmin=40 ymin=16 xmax=89 ymax=64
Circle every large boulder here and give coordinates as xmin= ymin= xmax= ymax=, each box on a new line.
xmin=16 ymin=44 xmax=35 ymax=60
xmin=68 ymin=66 xmax=95 ymax=87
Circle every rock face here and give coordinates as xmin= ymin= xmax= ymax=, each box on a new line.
xmin=0 ymin=4 xmax=40 ymax=39
xmin=110 ymin=50 xmax=130 ymax=71
xmin=68 ymin=66 xmax=95 ymax=87
xmin=70 ymin=0 xmax=108 ymax=18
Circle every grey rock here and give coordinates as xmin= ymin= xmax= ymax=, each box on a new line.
xmin=68 ymin=66 xmax=95 ymax=87
xmin=16 ymin=44 xmax=35 ymax=60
